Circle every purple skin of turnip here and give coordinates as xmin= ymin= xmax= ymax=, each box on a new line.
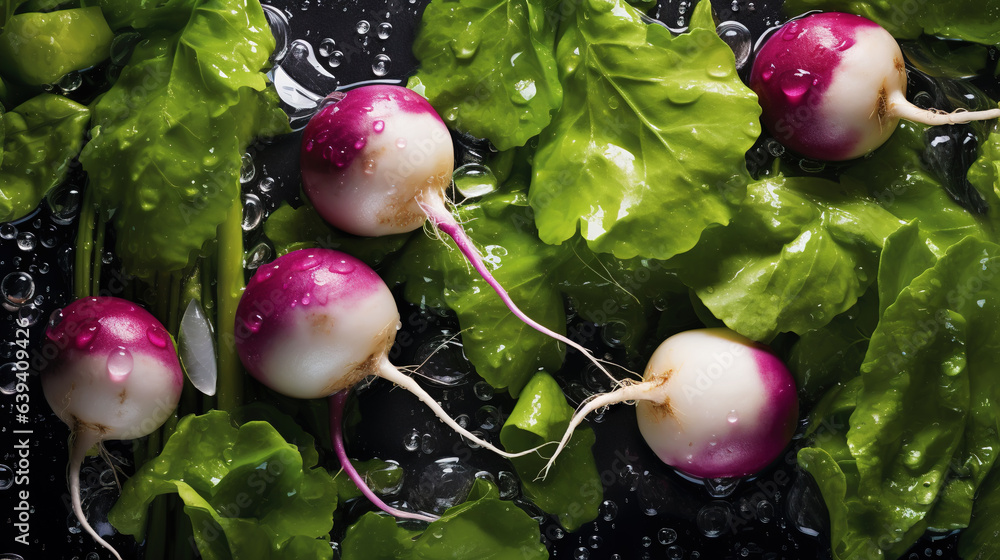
xmin=539 ymin=329 xmax=798 ymax=480
xmin=749 ymin=12 xmax=1000 ymax=161
xmin=299 ymin=84 xmax=616 ymax=382
xmin=234 ymin=248 xmax=543 ymax=521
xmin=41 ymin=297 xmax=184 ymax=560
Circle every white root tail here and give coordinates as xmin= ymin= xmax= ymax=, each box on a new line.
xmin=376 ymin=360 xmax=548 ymax=459
xmin=69 ymin=430 xmax=123 ymax=560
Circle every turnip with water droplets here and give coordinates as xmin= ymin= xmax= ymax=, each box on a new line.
xmin=541 ymin=328 xmax=798 ymax=480
xmin=41 ymin=297 xmax=184 ymax=560
xmin=234 ymin=248 xmax=544 ymax=521
xmin=749 ymin=12 xmax=1000 ymax=161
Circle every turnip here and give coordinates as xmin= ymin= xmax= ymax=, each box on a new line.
xmin=749 ymin=12 xmax=1000 ymax=161
xmin=299 ymin=84 xmax=615 ymax=381
xmin=540 ymin=328 xmax=798 ymax=480
xmin=233 ymin=248 xmax=543 ymax=519
xmin=41 ymin=297 xmax=184 ymax=560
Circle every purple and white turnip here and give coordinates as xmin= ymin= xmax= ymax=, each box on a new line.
xmin=299 ymin=84 xmax=616 ymax=381
xmin=750 ymin=12 xmax=1000 ymax=161
xmin=541 ymin=328 xmax=798 ymax=480
xmin=41 ymin=297 xmax=184 ymax=560
xmin=234 ymin=248 xmax=543 ymax=520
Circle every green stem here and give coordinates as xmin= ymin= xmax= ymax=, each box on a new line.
xmin=74 ymin=187 xmax=96 ymax=299
xmin=201 ymin=251 xmax=218 ymax=414
xmin=90 ymin=208 xmax=106 ymax=296
xmin=216 ymin=195 xmax=245 ymax=412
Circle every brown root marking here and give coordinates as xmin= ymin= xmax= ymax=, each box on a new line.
xmin=642 ymin=369 xmax=674 ymax=421
xmin=118 ymin=389 xmax=127 ymax=404
xmin=72 ymin=415 xmax=111 ymax=437
xmin=321 ymin=322 xmax=397 ymax=395
xmin=894 ymin=57 xmax=905 ymax=75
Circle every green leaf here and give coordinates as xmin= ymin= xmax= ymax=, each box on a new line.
xmin=787 ymin=288 xmax=878 ymax=402
xmin=80 ymin=0 xmax=289 ymax=280
xmin=412 ymin=0 xmax=562 ymax=150
xmin=109 ymin=411 xmax=338 ymax=559
xmin=842 ymin=122 xmax=1000 ymax=251
xmin=0 ymin=93 xmax=89 ymax=222
xmin=341 ymin=479 xmax=548 ymax=560
xmin=782 ymin=0 xmax=1000 ymax=44
xmin=959 ymin=466 xmax=1000 ymax=559
xmin=530 ymin=0 xmax=760 ymax=260
xmin=800 ymin=236 xmax=1000 ymax=559
xmin=500 ymin=371 xmax=601 ymax=531
xmin=671 ymin=175 xmax=902 ymax=342
xmin=0 ymin=7 xmax=114 ymax=86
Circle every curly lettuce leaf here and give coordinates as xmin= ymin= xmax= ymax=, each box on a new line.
xmin=0 ymin=7 xmax=114 ymax=86
xmin=529 ymin=0 xmax=760 ymax=260
xmin=799 ymin=234 xmax=1000 ymax=559
xmin=671 ymin=175 xmax=902 ymax=342
xmin=109 ymin=410 xmax=338 ymax=560
xmin=782 ymin=0 xmax=1000 ymax=45
xmin=80 ymin=0 xmax=289 ymax=280
xmin=959 ymin=465 xmax=1000 ymax=559
xmin=500 ymin=371 xmax=600 ymax=531
xmin=411 ymin=0 xmax=562 ymax=150
xmin=340 ymin=479 xmax=548 ymax=560
xmin=0 ymin=94 xmax=89 ymax=222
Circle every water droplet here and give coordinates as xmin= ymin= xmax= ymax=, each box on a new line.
xmin=716 ymin=21 xmax=751 ymax=69
xmin=574 ymin=548 xmax=590 ymax=560
xmin=0 ymin=223 xmax=15 ymax=240
xmin=57 ymin=72 xmax=83 ymax=92
xmin=697 ymin=501 xmax=733 ymax=537
xmin=498 ymin=470 xmax=519 ymax=499
xmin=782 ymin=20 xmax=801 ymax=40
xmin=247 ymin=313 xmax=264 ymax=333
xmin=76 ymin=322 xmax=101 ymax=348
xmin=328 ymin=50 xmax=345 ymax=68
xmin=395 ymin=137 xmax=407 ymax=149
xmin=246 ymin=242 xmax=273 ymax=270
xmin=318 ymin=38 xmax=337 ymax=58
xmin=779 ymin=71 xmax=814 ymax=103
xmin=290 ymin=41 xmax=308 ymax=59
xmin=107 ymin=346 xmax=134 ymax=381
xmin=372 ymin=54 xmax=391 ymax=77
xmin=377 ymin=22 xmax=393 ymax=40
xmin=16 ymin=232 xmax=36 ymax=252
xmin=730 ymin=0 xmax=740 ymax=12
xmin=473 ymin=380 xmax=494 ymax=401
xmin=727 ymin=410 xmax=739 ymax=423
xmin=403 ymin=428 xmax=420 ymax=451
xmin=601 ymin=499 xmax=619 ymax=521
xmin=0 ymin=463 xmax=14 ymax=490
xmin=356 ymin=20 xmax=371 ymax=34
xmin=242 ymin=193 xmax=264 ymax=231
xmin=372 ymin=120 xmax=386 ymax=134
xmin=658 ymin=528 xmax=678 ymax=545
xmin=239 ymin=152 xmax=256 ymax=184
xmin=146 ymin=326 xmax=169 ymax=348
xmin=475 ymin=405 xmax=502 ymax=432
xmin=0 ymin=363 xmax=19 ymax=395
xmin=408 ymin=459 xmax=474 ymax=513
xmin=110 ymin=31 xmax=143 ymax=66
xmin=258 ymin=176 xmax=276 ymax=192
xmin=2 ymin=272 xmax=35 ymax=307
xmin=328 ymin=258 xmax=356 ymax=274
xmin=667 ymin=545 xmax=684 ymax=560
xmin=453 ymin=163 xmax=498 ymax=198
xmin=757 ymin=500 xmax=774 ymax=522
